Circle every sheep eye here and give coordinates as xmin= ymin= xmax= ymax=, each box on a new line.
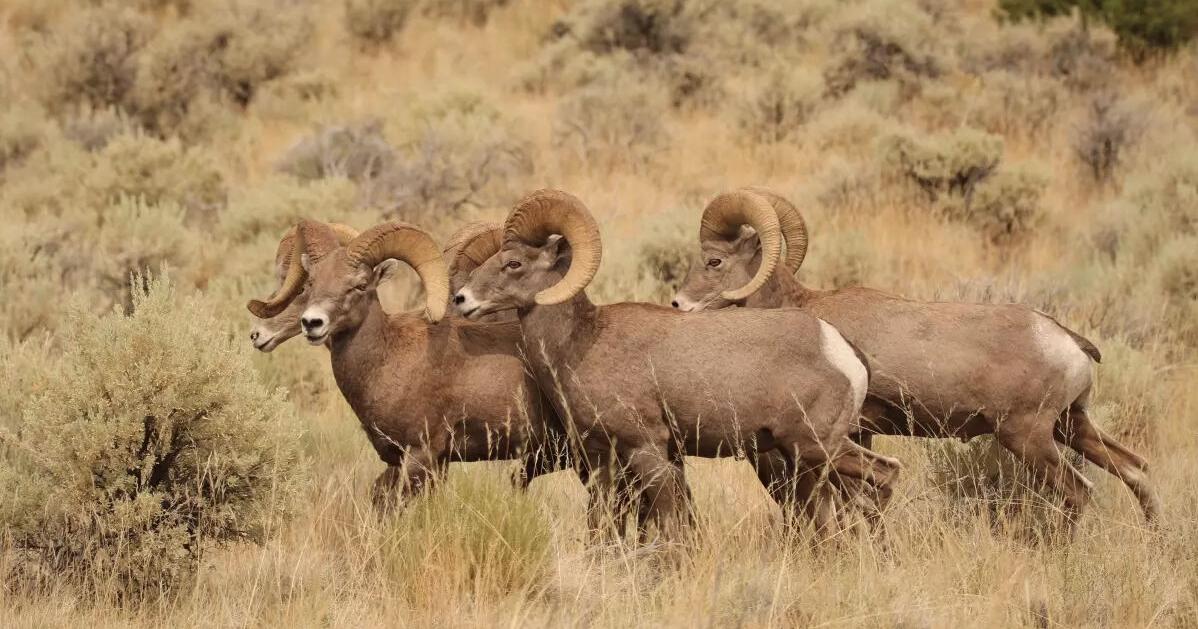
xmin=706 ymin=258 xmax=722 ymax=268
xmin=505 ymin=260 xmax=522 ymax=270
xmin=353 ymin=282 xmax=368 ymax=291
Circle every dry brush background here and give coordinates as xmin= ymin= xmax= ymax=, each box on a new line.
xmin=1 ymin=0 xmax=1197 ymax=626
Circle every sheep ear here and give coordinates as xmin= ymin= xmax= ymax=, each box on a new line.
xmin=732 ymin=225 xmax=760 ymax=255
xmin=374 ymin=258 xmax=402 ymax=283
xmin=543 ymin=234 xmax=571 ymax=268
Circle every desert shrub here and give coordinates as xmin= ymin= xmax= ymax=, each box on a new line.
xmin=951 ymin=166 xmax=1048 ymax=243
xmin=813 ymin=157 xmax=882 ymax=212
xmin=1072 ymin=92 xmax=1145 ymax=183
xmin=61 ymin=106 xmax=137 ymax=152
xmin=1046 ymin=19 xmax=1118 ymax=90
xmin=552 ymin=77 xmax=669 ymax=172
xmin=86 ymin=133 xmax=227 ymax=219
xmin=1088 ymin=334 xmax=1162 ymax=446
xmin=422 ymin=0 xmax=511 ymax=26
xmin=1151 ymin=235 xmax=1198 ymax=305
xmin=1122 ymin=148 xmax=1198 ymax=236
xmin=132 ymin=1 xmax=312 ymax=135
xmin=32 ymin=5 xmax=152 ymax=115
xmin=0 ymin=227 xmax=71 ymax=341
xmin=92 ymin=197 xmax=197 ymax=307
xmin=823 ymin=0 xmax=944 ymax=97
xmin=807 ymin=100 xmax=892 ymax=156
xmin=276 ymin=121 xmax=396 ymax=183
xmin=0 ymin=275 xmax=302 ymax=597
xmin=968 ymin=71 xmax=1064 ymax=138
xmin=879 ymin=127 xmax=1003 ymax=202
xmin=218 ymin=177 xmax=361 ymax=245
xmin=803 ymin=229 xmax=877 ymax=289
xmin=345 ymin=0 xmax=414 ymax=46
xmin=637 ymin=232 xmax=692 ymax=296
xmin=734 ymin=66 xmax=823 ymax=144
xmin=0 ymin=104 xmax=49 ymax=175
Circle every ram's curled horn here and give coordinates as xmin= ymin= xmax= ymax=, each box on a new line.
xmin=347 ymin=222 xmax=450 ymax=323
xmin=503 ymin=189 xmax=602 ymax=305
xmin=699 ymin=190 xmax=783 ymax=301
xmin=446 ymin=222 xmax=502 ymax=290
xmin=742 ymin=187 xmax=808 ymax=272
xmin=248 ymin=219 xmax=335 ymax=318
xmin=275 ymin=223 xmax=360 ymax=276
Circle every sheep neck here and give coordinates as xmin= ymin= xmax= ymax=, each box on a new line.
xmin=517 ymin=292 xmax=600 ymax=370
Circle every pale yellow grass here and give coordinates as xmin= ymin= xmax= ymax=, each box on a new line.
xmin=3 ymin=0 xmax=1197 ymax=626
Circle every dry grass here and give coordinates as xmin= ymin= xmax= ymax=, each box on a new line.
xmin=2 ymin=0 xmax=1197 ymax=626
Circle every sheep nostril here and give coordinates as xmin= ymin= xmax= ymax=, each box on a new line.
xmin=671 ymin=300 xmax=680 ymax=309
xmin=301 ymin=317 xmax=322 ymax=331
xmin=250 ymin=331 xmax=259 ymax=341
xmin=453 ymin=294 xmax=465 ymax=305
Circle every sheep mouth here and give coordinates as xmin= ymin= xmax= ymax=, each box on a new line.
xmin=460 ymin=305 xmax=481 ymax=319
xmin=305 ymin=331 xmax=329 ymax=345
xmin=253 ymin=335 xmax=280 ymax=352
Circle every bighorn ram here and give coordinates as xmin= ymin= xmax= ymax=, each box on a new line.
xmin=246 ymin=221 xmax=571 ymax=509
xmin=452 ymin=189 xmax=901 ymax=537
xmin=672 ymin=188 xmax=1161 ymax=524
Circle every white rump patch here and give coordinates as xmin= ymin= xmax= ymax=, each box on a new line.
xmin=1033 ymin=316 xmax=1093 ymax=401
xmin=819 ymin=319 xmax=868 ymax=412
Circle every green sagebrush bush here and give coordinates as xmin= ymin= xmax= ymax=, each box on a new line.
xmin=734 ymin=65 xmax=823 ymax=144
xmin=86 ymin=133 xmax=227 ymax=219
xmin=880 ymin=127 xmax=1046 ymax=243
xmin=0 ymin=275 xmax=302 ymax=598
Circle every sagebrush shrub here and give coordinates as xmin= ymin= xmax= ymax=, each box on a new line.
xmin=345 ymin=0 xmax=414 ymax=46
xmin=0 ymin=104 xmax=49 ymax=175
xmin=823 ymin=0 xmax=943 ymax=97
xmin=950 ymin=166 xmax=1047 ymax=244
xmin=422 ymin=0 xmax=511 ymax=26
xmin=0 ymin=275 xmax=302 ymax=597
xmin=218 ymin=176 xmax=361 ymax=245
xmin=968 ymin=71 xmax=1063 ymax=138
xmin=553 ymin=77 xmax=669 ymax=172
xmin=86 ymin=133 xmax=227 ymax=218
xmin=132 ymin=1 xmax=312 ymax=135
xmin=276 ymin=121 xmax=396 ymax=183
xmin=1072 ymin=93 xmax=1145 ymax=184
xmin=879 ymin=127 xmax=1003 ymax=201
xmin=61 ymin=106 xmax=136 ymax=152
xmin=734 ymin=66 xmax=823 ymax=144
xmin=33 ymin=5 xmax=152 ymax=114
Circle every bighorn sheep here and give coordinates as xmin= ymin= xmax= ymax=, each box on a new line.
xmin=672 ymin=188 xmax=1161 ymax=524
xmin=246 ymin=220 xmax=571 ymax=509
xmin=452 ymin=189 xmax=901 ymax=538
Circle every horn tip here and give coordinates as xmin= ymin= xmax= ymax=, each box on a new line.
xmin=247 ymin=299 xmax=273 ymax=318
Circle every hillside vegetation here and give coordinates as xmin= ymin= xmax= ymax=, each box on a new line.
xmin=1 ymin=0 xmax=1197 ymax=626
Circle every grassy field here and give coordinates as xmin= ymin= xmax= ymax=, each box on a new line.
xmin=2 ymin=0 xmax=1197 ymax=626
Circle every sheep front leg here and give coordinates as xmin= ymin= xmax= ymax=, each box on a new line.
xmin=371 ymin=447 xmax=447 ymax=515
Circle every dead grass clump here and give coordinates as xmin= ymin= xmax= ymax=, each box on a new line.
xmin=345 ymin=0 xmax=413 ymax=47
xmin=0 ymin=274 xmax=302 ymax=598
xmin=1072 ymin=93 xmax=1146 ymax=184
xmin=32 ymin=5 xmax=152 ymax=115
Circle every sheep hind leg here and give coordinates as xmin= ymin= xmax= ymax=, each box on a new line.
xmin=996 ymin=412 xmax=1093 ymax=531
xmin=838 ymin=433 xmax=893 ymax=542
xmin=1055 ymin=407 xmax=1162 ymax=522
xmin=585 ymin=458 xmax=635 ymax=545
xmin=763 ymin=447 xmax=840 ymax=547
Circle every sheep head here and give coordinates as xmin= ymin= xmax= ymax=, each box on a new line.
xmin=248 ymin=222 xmax=359 ymax=352
xmin=672 ymin=188 xmax=801 ymax=311
xmin=453 ymin=189 xmax=601 ymax=319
